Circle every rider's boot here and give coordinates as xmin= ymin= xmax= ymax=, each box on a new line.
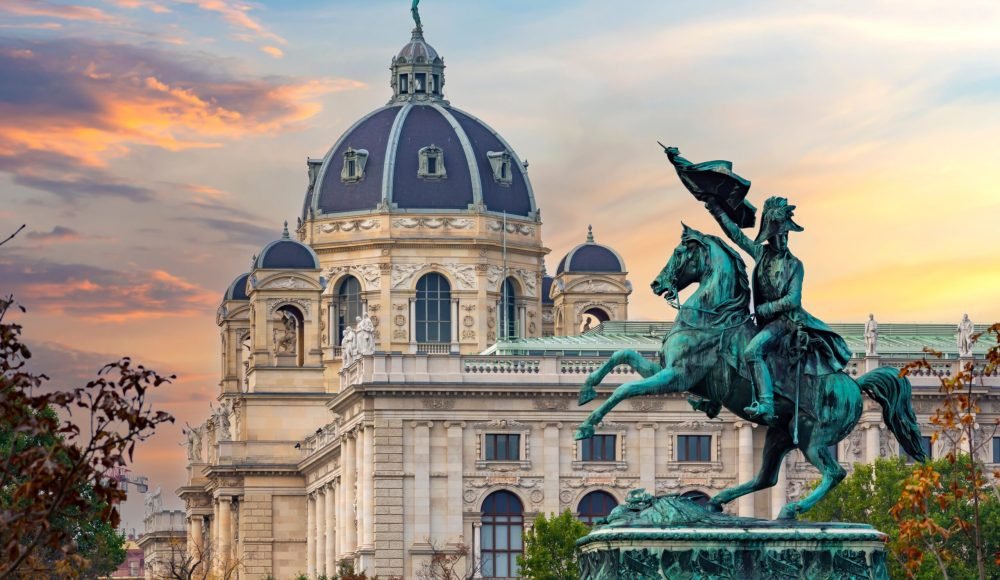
xmin=745 ymin=361 xmax=778 ymax=425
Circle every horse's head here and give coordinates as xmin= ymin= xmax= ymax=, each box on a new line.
xmin=652 ymin=224 xmax=710 ymax=306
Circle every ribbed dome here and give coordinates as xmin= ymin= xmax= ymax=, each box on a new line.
xmin=304 ymin=103 xmax=536 ymax=218
xmin=541 ymin=274 xmax=554 ymax=305
xmin=556 ymin=226 xmax=626 ymax=274
xmin=397 ymin=28 xmax=439 ymax=62
xmin=224 ymin=272 xmax=250 ymax=301
xmin=255 ymin=224 xmax=320 ymax=270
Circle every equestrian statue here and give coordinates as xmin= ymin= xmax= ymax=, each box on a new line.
xmin=574 ymin=145 xmax=925 ymax=519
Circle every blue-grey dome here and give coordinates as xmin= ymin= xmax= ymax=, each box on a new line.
xmin=224 ymin=272 xmax=250 ymax=301
xmin=541 ymin=274 xmax=554 ymax=304
xmin=556 ymin=226 xmax=626 ymax=274
xmin=255 ymin=225 xmax=320 ymax=270
xmin=304 ymin=103 xmax=536 ymax=218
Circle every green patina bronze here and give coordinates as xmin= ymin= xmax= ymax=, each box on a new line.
xmin=411 ymin=0 xmax=422 ymax=29
xmin=576 ymin=492 xmax=889 ymax=579
xmin=575 ymin=145 xmax=926 ymax=520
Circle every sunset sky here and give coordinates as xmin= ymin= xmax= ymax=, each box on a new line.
xmin=1 ymin=0 xmax=998 ymax=531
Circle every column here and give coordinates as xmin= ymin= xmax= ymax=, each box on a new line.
xmin=518 ymin=305 xmax=527 ymax=339
xmin=737 ymin=423 xmax=755 ymax=517
xmin=362 ymin=424 xmax=374 ymax=549
xmin=450 ymin=298 xmax=459 ymax=347
xmin=218 ymin=498 xmax=232 ymax=571
xmin=638 ymin=423 xmax=657 ymax=492
xmin=472 ymin=522 xmax=482 ymax=579
xmin=866 ymin=424 xmax=880 ymax=463
xmin=445 ymin=421 xmax=465 ymax=543
xmin=315 ymin=489 xmax=326 ymax=578
xmin=771 ymin=455 xmax=787 ymax=519
xmin=335 ymin=477 xmax=344 ymax=560
xmin=413 ymin=421 xmax=432 ymax=546
xmin=189 ymin=516 xmax=203 ymax=558
xmin=306 ymin=493 xmax=316 ymax=578
xmin=325 ymin=482 xmax=337 ymax=575
xmin=409 ymin=297 xmax=417 ymax=351
xmin=543 ymin=423 xmax=561 ymax=515
xmin=343 ymin=432 xmax=357 ymax=553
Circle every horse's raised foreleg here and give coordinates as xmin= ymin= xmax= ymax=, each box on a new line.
xmin=778 ymin=443 xmax=845 ymax=519
xmin=575 ymin=368 xmax=683 ymax=440
xmin=708 ymin=427 xmax=794 ymax=512
xmin=578 ymin=349 xmax=661 ymax=405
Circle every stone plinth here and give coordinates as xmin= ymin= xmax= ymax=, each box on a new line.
xmin=577 ymin=491 xmax=888 ymax=580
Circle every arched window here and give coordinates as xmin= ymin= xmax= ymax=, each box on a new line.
xmin=499 ymin=278 xmax=517 ymax=340
xmin=335 ymin=276 xmax=362 ymax=347
xmin=681 ymin=490 xmax=711 ymax=507
xmin=416 ymin=273 xmax=451 ymax=343
xmin=577 ymin=491 xmax=618 ymax=525
xmin=580 ymin=307 xmax=610 ymax=333
xmin=481 ymin=491 xmax=523 ymax=579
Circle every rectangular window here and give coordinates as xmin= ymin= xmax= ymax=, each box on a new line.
xmin=347 ymin=159 xmax=356 ymax=178
xmin=485 ymin=433 xmax=520 ymax=461
xmin=905 ymin=436 xmax=933 ymax=463
xmin=828 ymin=444 xmax=839 ymax=462
xmin=432 ymin=74 xmax=440 ymax=94
xmin=678 ymin=435 xmax=712 ymax=462
xmin=994 ymin=437 xmax=1000 ymax=464
xmin=582 ymin=434 xmax=616 ymax=461
xmin=427 ymin=156 xmax=437 ymax=175
xmin=399 ymin=74 xmax=409 ymax=94
xmin=415 ymin=72 xmax=426 ymax=93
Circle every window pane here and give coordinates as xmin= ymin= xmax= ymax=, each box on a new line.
xmin=485 ymin=435 xmax=495 ymax=461
xmin=496 ymin=554 xmax=508 ymax=578
xmin=994 ymin=438 xmax=1000 ymax=464
xmin=482 ymin=523 xmax=493 ymax=549
xmin=511 ymin=524 xmax=522 ymax=549
xmin=481 ymin=553 xmax=493 ymax=577
xmin=497 ymin=436 xmax=507 ymax=460
xmin=496 ymin=525 xmax=508 ymax=549
xmin=509 ymin=435 xmax=520 ymax=460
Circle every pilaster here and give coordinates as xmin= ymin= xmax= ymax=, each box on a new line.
xmin=373 ymin=418 xmax=405 ymax=577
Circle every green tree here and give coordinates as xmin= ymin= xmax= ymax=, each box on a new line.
xmin=517 ymin=510 xmax=590 ymax=580
xmin=805 ymin=456 xmax=1000 ymax=579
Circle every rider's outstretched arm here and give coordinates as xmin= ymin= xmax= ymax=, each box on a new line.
xmin=706 ymin=201 xmax=762 ymax=260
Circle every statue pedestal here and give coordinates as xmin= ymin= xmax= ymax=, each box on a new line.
xmin=275 ymin=353 xmax=296 ymax=366
xmin=577 ymin=492 xmax=888 ymax=579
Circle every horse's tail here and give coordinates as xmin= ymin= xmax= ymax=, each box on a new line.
xmin=857 ymin=367 xmax=926 ymax=461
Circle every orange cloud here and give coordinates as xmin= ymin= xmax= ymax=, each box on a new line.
xmin=176 ymin=0 xmax=285 ymax=44
xmin=0 ymin=38 xmax=364 ymax=200
xmin=261 ymin=45 xmax=284 ymax=58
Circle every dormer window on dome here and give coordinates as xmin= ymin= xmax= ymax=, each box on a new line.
xmin=487 ymin=150 xmax=513 ymax=186
xmin=341 ymin=147 xmax=368 ymax=183
xmin=418 ymin=145 xmax=446 ymax=179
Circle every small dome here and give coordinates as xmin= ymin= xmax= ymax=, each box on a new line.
xmin=397 ymin=28 xmax=439 ymax=62
xmin=541 ymin=274 xmax=554 ymax=305
xmin=556 ymin=226 xmax=626 ymax=275
xmin=224 ymin=272 xmax=250 ymax=301
xmin=255 ymin=223 xmax=320 ymax=270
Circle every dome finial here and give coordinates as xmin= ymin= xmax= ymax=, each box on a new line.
xmin=282 ymin=221 xmax=290 ymax=239
xmin=586 ymin=224 xmax=594 ymax=243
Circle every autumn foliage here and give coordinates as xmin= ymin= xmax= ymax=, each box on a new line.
xmin=891 ymin=323 xmax=1000 ymax=579
xmin=0 ymin=292 xmax=175 ymax=577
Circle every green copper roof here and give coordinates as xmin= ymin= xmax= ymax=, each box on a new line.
xmin=485 ymin=321 xmax=992 ymax=358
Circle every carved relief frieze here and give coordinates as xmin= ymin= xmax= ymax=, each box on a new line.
xmin=485 ymin=265 xmax=504 ymax=292
xmin=391 ymin=262 xmax=477 ymax=290
xmin=319 ymin=219 xmax=379 ymax=233
xmin=420 ymin=398 xmax=454 ymax=410
xmin=629 ymin=399 xmax=664 ymax=412
xmin=567 ymin=280 xmax=619 ymax=294
xmin=487 ymin=220 xmax=535 ymax=236
xmin=261 ymin=276 xmax=312 ymax=290
xmin=391 ymin=264 xmax=423 ymax=288
xmin=513 ymin=268 xmax=538 ymax=297
xmin=461 ymin=329 xmax=476 ymax=340
xmin=532 ymin=397 xmax=570 ymax=411
xmin=393 ymin=217 xmax=473 ymax=230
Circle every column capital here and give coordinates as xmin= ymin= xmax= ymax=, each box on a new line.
xmin=411 ymin=420 xmax=435 ymax=429
xmin=636 ymin=422 xmax=659 ymax=430
xmin=542 ymin=421 xmax=563 ymax=429
xmin=733 ymin=421 xmax=757 ymax=430
xmin=443 ymin=420 xmax=466 ymax=429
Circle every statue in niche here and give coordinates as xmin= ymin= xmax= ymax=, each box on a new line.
xmin=274 ymin=310 xmax=297 ymax=355
xmin=958 ymin=313 xmax=975 ymax=357
xmin=215 ymin=402 xmax=232 ymax=442
xmin=864 ymin=314 xmax=878 ymax=356
xmin=357 ymin=313 xmax=376 ymax=355
xmin=342 ymin=326 xmax=358 ymax=367
xmin=182 ymin=422 xmax=203 ymax=462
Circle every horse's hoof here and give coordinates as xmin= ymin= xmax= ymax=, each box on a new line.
xmin=577 ymin=386 xmax=597 ymax=406
xmin=574 ymin=425 xmax=595 ymax=440
xmin=778 ymin=505 xmax=800 ymax=520
xmin=704 ymin=501 xmax=723 ymax=513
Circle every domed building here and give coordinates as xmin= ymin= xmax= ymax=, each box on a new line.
xmin=175 ymin=10 xmax=999 ymax=580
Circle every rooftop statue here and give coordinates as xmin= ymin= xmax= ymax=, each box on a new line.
xmin=575 ymin=146 xmax=925 ymax=520
xmin=411 ymin=0 xmax=422 ymax=30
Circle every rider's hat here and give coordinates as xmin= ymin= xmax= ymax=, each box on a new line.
xmin=754 ymin=196 xmax=804 ymax=243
